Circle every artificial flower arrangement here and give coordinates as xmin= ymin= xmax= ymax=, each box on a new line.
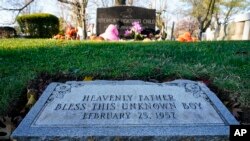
xmin=124 ymin=21 xmax=144 ymax=40
xmin=100 ymin=24 xmax=120 ymax=41
xmin=177 ymin=32 xmax=198 ymax=42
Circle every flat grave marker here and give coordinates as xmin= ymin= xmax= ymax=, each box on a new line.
xmin=12 ymin=80 xmax=239 ymax=141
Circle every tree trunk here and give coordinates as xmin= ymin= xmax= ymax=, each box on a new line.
xmin=82 ymin=7 xmax=87 ymax=39
xmin=196 ymin=0 xmax=216 ymax=40
xmin=171 ymin=22 xmax=175 ymax=40
xmin=198 ymin=20 xmax=203 ymax=40
xmin=115 ymin=0 xmax=126 ymax=6
xmin=58 ymin=0 xmax=88 ymax=39
xmin=222 ymin=23 xmax=228 ymax=40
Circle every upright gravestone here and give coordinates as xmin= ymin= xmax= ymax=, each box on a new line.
xmin=231 ymin=13 xmax=250 ymax=40
xmin=12 ymin=80 xmax=238 ymax=141
xmin=96 ymin=6 xmax=155 ymax=35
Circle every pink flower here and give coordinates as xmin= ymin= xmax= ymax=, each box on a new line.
xmin=100 ymin=24 xmax=119 ymax=41
xmin=131 ymin=21 xmax=142 ymax=33
xmin=124 ymin=29 xmax=132 ymax=36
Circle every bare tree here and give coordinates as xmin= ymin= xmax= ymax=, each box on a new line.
xmin=155 ymin=0 xmax=168 ymax=38
xmin=21 ymin=0 xmax=32 ymax=14
xmin=58 ymin=1 xmax=71 ymax=21
xmin=182 ymin=0 xmax=217 ymax=40
xmin=0 ymin=0 xmax=34 ymax=24
xmin=101 ymin=0 xmax=112 ymax=7
xmin=174 ymin=17 xmax=199 ymax=38
xmin=58 ymin=0 xmax=88 ymax=39
xmin=215 ymin=0 xmax=248 ymax=40
xmin=90 ymin=0 xmax=113 ymax=8
xmin=21 ymin=0 xmax=42 ymax=14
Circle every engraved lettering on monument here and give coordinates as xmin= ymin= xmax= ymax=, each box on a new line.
xmin=96 ymin=6 xmax=156 ymax=35
xmin=12 ymin=80 xmax=239 ymax=140
xmin=33 ymin=81 xmax=224 ymax=127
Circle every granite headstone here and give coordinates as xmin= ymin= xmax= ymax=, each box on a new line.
xmin=96 ymin=6 xmax=155 ymax=35
xmin=12 ymin=80 xmax=239 ymax=141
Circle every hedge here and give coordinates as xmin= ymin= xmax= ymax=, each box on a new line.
xmin=0 ymin=26 xmax=17 ymax=38
xmin=17 ymin=13 xmax=59 ymax=38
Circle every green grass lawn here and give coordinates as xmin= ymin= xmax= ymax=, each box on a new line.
xmin=0 ymin=39 xmax=249 ymax=115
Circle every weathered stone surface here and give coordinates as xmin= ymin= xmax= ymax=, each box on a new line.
xmin=96 ymin=6 xmax=155 ymax=35
xmin=12 ymin=80 xmax=238 ymax=141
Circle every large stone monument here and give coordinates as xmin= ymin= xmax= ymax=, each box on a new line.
xmin=96 ymin=6 xmax=155 ymax=35
xmin=12 ymin=80 xmax=238 ymax=141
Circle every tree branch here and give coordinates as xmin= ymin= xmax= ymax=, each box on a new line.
xmin=0 ymin=0 xmax=35 ymax=24
xmin=215 ymin=12 xmax=221 ymax=25
xmin=0 ymin=0 xmax=34 ymax=11
xmin=58 ymin=0 xmax=78 ymax=7
xmin=203 ymin=0 xmax=216 ymax=31
xmin=203 ymin=0 xmax=215 ymax=22
xmin=224 ymin=5 xmax=233 ymax=24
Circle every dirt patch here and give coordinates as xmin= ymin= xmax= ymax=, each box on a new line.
xmin=241 ymin=107 xmax=250 ymax=125
xmin=234 ymin=51 xmax=248 ymax=56
xmin=7 ymin=72 xmax=80 ymax=122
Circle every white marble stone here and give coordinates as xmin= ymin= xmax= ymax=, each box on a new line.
xmin=242 ymin=21 xmax=250 ymax=40
xmin=231 ymin=22 xmax=245 ymax=40
xmin=77 ymin=27 xmax=84 ymax=40
xmin=206 ymin=27 xmax=216 ymax=41
xmin=33 ymin=81 xmax=224 ymax=126
xmin=232 ymin=13 xmax=250 ymax=40
xmin=12 ymin=80 xmax=239 ymax=141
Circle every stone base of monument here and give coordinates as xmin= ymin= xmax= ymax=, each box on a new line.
xmin=12 ymin=80 xmax=238 ymax=141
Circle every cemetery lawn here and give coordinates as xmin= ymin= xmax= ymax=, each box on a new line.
xmin=0 ymin=39 xmax=249 ymax=115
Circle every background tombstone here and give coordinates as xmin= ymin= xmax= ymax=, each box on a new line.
xmin=226 ymin=22 xmax=236 ymax=40
xmin=205 ymin=27 xmax=215 ymax=41
xmin=201 ymin=33 xmax=206 ymax=41
xmin=231 ymin=13 xmax=250 ymax=40
xmin=96 ymin=6 xmax=156 ymax=35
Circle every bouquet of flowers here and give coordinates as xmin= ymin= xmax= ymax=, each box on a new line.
xmin=124 ymin=21 xmax=144 ymax=40
xmin=177 ymin=32 xmax=198 ymax=42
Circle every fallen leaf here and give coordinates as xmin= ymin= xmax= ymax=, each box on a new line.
xmin=0 ymin=116 xmax=15 ymax=140
xmin=232 ymin=108 xmax=243 ymax=119
xmin=87 ymin=137 xmax=96 ymax=141
xmin=83 ymin=76 xmax=93 ymax=81
xmin=25 ymin=94 xmax=37 ymax=108
xmin=26 ymin=89 xmax=37 ymax=100
xmin=25 ymin=89 xmax=38 ymax=108
xmin=114 ymin=137 xmax=122 ymax=141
